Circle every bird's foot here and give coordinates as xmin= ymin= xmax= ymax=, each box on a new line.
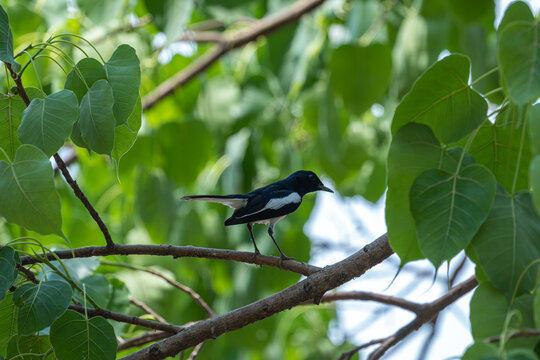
xmin=252 ymin=250 xmax=263 ymax=269
xmin=278 ymin=254 xmax=295 ymax=268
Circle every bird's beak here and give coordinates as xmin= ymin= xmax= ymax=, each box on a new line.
xmin=319 ymin=185 xmax=334 ymax=193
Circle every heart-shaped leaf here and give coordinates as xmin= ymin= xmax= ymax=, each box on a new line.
xmin=13 ymin=280 xmax=71 ymax=334
xmin=0 ymin=5 xmax=19 ymax=72
xmin=330 ymin=43 xmax=392 ymax=115
xmin=112 ymin=96 xmax=142 ymax=167
xmin=498 ymin=20 xmax=540 ymax=104
xmin=6 ymin=334 xmax=51 ymax=359
xmin=79 ymin=79 xmax=115 ymax=155
xmin=470 ymin=186 xmax=540 ymax=296
xmin=498 ymin=1 xmax=534 ymax=33
xmin=0 ymin=145 xmax=63 ymax=236
xmin=0 ymin=94 xmax=25 ymax=161
xmin=18 ymin=90 xmax=78 ymax=156
xmin=410 ymin=164 xmax=496 ymax=267
xmin=386 ymin=123 xmax=474 ymax=264
xmin=64 ymin=57 xmax=107 ymax=102
xmin=105 ymin=44 xmax=140 ymax=126
xmin=50 ymin=310 xmax=117 ymax=360
xmin=0 ymin=293 xmax=18 ymax=350
xmin=391 ymin=54 xmax=487 ymax=144
xmin=0 ymin=246 xmax=17 ymax=303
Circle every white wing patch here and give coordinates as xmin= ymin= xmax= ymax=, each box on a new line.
xmin=266 ymin=192 xmax=301 ymax=209
xmin=237 ymin=192 xmax=301 ymax=218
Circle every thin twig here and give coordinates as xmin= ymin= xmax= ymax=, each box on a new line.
xmin=366 ymin=276 xmax=478 ymax=360
xmin=117 ymin=331 xmax=171 ymax=351
xmin=312 ymin=291 xmax=423 ymax=313
xmin=129 ymin=297 xmax=168 ymax=324
xmin=102 ymin=261 xmax=215 ymax=317
xmin=4 ymin=63 xmax=115 ymax=250
xmin=486 ymin=329 xmax=540 ymax=343
xmin=20 ymin=244 xmax=321 ymax=276
xmin=142 ymin=0 xmax=326 ymax=110
xmin=337 ymin=338 xmax=385 ymax=360
xmin=68 ymin=304 xmax=182 ymax=333
xmin=187 ymin=342 xmax=205 ymax=360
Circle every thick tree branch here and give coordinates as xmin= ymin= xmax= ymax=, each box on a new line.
xmin=20 ymin=244 xmax=321 ymax=276
xmin=5 ymin=63 xmax=115 ymax=250
xmin=142 ymin=0 xmax=326 ymax=110
xmin=366 ymin=276 xmax=478 ymax=360
xmin=119 ymin=234 xmax=393 ymax=360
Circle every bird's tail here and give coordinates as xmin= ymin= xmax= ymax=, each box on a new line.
xmin=181 ymin=194 xmax=248 ymax=209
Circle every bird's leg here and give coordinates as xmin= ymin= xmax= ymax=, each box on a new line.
xmin=267 ymin=226 xmax=294 ymax=262
xmin=247 ymin=223 xmax=260 ymax=257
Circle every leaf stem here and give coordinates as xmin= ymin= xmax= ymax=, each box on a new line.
xmin=471 ymin=66 xmax=499 ymax=87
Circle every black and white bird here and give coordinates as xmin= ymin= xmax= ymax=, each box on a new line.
xmin=181 ymin=170 xmax=333 ymax=260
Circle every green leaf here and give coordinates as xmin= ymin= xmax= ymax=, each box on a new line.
xmin=410 ymin=164 xmax=496 ymax=268
xmin=6 ymin=334 xmax=51 ymax=360
xmin=157 ymin=121 xmax=213 ymax=186
xmin=448 ymin=0 xmax=494 ymax=23
xmin=40 ymin=257 xmax=99 ymax=283
xmin=164 ymin=0 xmax=194 ymax=45
xmin=386 ymin=123 xmax=474 ymax=264
xmin=0 ymin=94 xmax=25 ymax=161
xmin=0 ymin=5 xmax=19 ymax=72
xmin=528 ymin=104 xmax=540 ymax=155
xmin=330 ymin=44 xmax=392 ymax=115
xmin=64 ymin=58 xmax=107 ymax=102
xmin=135 ymin=168 xmax=177 ymax=243
xmin=105 ymin=45 xmax=141 ymax=126
xmin=0 ymin=246 xmax=17 ymax=303
xmin=18 ymin=90 xmax=78 ymax=157
xmin=76 ymin=0 xmax=123 ymax=24
xmin=498 ymin=20 xmax=540 ymax=104
xmin=498 ymin=1 xmax=535 ymax=32
xmin=74 ymin=274 xmax=112 ymax=309
xmin=13 ymin=280 xmax=71 ymax=334
xmin=391 ymin=54 xmax=487 ymax=143
xmin=0 ymin=293 xmax=17 ymax=353
xmin=468 ymin=104 xmax=531 ymax=194
xmin=50 ymin=310 xmax=117 ymax=360
xmin=79 ymin=79 xmax=115 ymax=155
xmin=462 ymin=342 xmax=497 ymax=360
xmin=471 ymin=186 xmax=540 ymax=296
xmin=0 ymin=145 xmax=64 ymax=237
xmin=112 ymin=97 xmax=142 ymax=167
xmin=531 ymin=155 xmax=540 ymax=214
xmin=470 ymin=282 xmax=536 ymax=347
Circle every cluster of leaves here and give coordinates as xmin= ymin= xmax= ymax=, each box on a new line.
xmin=386 ymin=2 xmax=540 ymax=358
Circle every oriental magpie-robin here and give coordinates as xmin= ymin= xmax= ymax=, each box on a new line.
xmin=181 ymin=170 xmax=333 ymax=260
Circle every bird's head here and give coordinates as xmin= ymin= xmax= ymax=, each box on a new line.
xmin=288 ymin=170 xmax=334 ymax=195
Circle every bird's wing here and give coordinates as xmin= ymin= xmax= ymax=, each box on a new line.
xmin=181 ymin=194 xmax=248 ymax=209
xmin=225 ymin=190 xmax=302 ymax=225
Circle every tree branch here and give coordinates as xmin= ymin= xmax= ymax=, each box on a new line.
xmin=313 ymin=291 xmax=423 ymax=313
xmin=5 ymin=63 xmax=115 ymax=250
xmin=366 ymin=276 xmax=478 ymax=360
xmin=129 ymin=297 xmax=168 ymax=324
xmin=102 ymin=261 xmax=215 ymax=317
xmin=117 ymin=331 xmax=171 ymax=352
xmin=20 ymin=244 xmax=321 ymax=276
xmin=142 ymin=0 xmax=326 ymax=110
xmin=119 ymin=233 xmax=393 ymax=360
xmin=68 ymin=304 xmax=182 ymax=333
